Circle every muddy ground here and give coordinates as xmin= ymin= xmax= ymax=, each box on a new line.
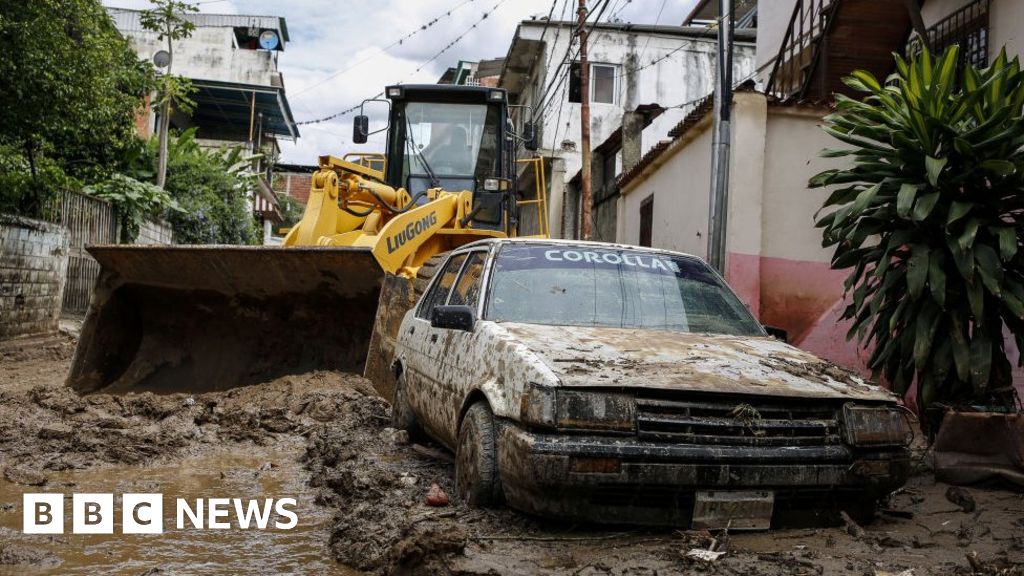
xmin=1 ymin=332 xmax=1022 ymax=575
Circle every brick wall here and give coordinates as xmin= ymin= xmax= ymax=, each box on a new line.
xmin=274 ymin=172 xmax=312 ymax=204
xmin=0 ymin=215 xmax=69 ymax=339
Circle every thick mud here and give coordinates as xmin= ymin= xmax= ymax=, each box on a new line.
xmin=304 ymin=390 xmax=1024 ymax=576
xmin=2 ymin=332 xmax=1023 ymax=575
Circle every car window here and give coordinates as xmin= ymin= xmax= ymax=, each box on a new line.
xmin=484 ymin=244 xmax=764 ymax=336
xmin=448 ymin=252 xmax=486 ymax=308
xmin=416 ymin=253 xmax=467 ymax=319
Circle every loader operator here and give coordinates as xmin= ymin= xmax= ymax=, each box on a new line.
xmin=423 ymin=124 xmax=473 ymax=175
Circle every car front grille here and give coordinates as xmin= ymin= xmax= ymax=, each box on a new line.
xmin=635 ymin=396 xmax=842 ymax=447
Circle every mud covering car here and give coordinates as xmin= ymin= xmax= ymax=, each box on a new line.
xmin=391 ymin=239 xmax=912 ymax=528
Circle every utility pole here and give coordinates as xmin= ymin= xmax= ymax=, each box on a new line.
xmin=578 ymin=0 xmax=593 ymax=240
xmin=707 ymin=0 xmax=734 ymax=271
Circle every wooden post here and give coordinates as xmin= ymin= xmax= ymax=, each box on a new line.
xmin=578 ymin=0 xmax=593 ymax=240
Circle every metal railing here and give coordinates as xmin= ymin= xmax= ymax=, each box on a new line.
xmin=765 ymin=0 xmax=836 ymax=102
xmin=515 ymin=157 xmax=550 ymax=238
xmin=908 ymin=0 xmax=990 ymax=70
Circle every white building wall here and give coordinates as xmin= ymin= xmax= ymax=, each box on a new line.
xmin=123 ymin=27 xmax=281 ymax=87
xmin=618 ymin=114 xmax=714 ymax=255
xmin=512 ymin=22 xmax=756 ymax=228
xmin=755 ymin=0 xmax=799 ymax=80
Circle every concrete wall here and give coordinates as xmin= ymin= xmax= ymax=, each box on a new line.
xmin=619 ymin=113 xmax=713 ymax=256
xmin=123 ymin=27 xmax=281 ymax=88
xmin=0 ymin=216 xmax=69 ymax=340
xmin=618 ymin=92 xmax=869 ymax=375
xmin=755 ymin=0 xmax=799 ymax=79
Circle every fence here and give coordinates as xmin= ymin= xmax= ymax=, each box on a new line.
xmin=42 ymin=190 xmax=117 ymax=315
xmin=136 ymin=218 xmax=174 ymax=245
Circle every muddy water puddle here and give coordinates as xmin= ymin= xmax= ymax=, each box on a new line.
xmin=0 ymin=438 xmax=358 ymax=575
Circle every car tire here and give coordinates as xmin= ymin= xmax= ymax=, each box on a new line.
xmin=456 ymin=401 xmax=503 ymax=507
xmin=391 ymin=373 xmax=422 ymax=439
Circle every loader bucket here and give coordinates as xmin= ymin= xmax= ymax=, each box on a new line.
xmin=67 ymin=245 xmax=386 ymax=394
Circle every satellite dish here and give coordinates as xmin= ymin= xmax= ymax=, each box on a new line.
xmin=153 ymin=50 xmax=171 ymax=69
xmin=258 ymin=30 xmax=280 ymax=51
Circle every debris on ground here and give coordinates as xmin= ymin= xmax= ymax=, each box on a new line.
xmin=3 ymin=331 xmax=1024 ymax=575
xmin=426 ymin=483 xmax=450 ymax=506
xmin=946 ymin=486 xmax=978 ymax=513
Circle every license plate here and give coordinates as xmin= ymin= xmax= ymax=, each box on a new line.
xmin=692 ymin=490 xmax=774 ymax=530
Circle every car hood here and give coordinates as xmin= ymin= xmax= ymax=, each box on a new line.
xmin=498 ymin=322 xmax=895 ymax=402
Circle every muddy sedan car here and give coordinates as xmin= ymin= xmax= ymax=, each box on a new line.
xmin=391 ymin=239 xmax=911 ymax=527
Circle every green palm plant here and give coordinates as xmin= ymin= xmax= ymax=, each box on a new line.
xmin=811 ymin=46 xmax=1024 ymax=415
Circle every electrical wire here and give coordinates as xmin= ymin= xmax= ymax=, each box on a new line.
xmin=291 ymin=0 xmax=480 ymax=99
xmin=296 ymin=0 xmax=513 ymax=125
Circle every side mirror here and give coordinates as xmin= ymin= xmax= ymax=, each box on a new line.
xmin=524 ymin=122 xmax=538 ymax=151
xmin=431 ymin=305 xmax=475 ymax=332
xmin=352 ymin=115 xmax=369 ymax=144
xmin=764 ymin=325 xmax=788 ymax=343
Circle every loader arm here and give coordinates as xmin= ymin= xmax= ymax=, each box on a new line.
xmin=68 ymin=84 xmax=544 ymax=396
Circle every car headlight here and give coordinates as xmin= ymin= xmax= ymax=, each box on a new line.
xmin=841 ymin=404 xmax=913 ymax=447
xmin=520 ymin=383 xmax=635 ymax=432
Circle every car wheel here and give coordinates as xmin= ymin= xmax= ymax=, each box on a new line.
xmin=391 ymin=373 xmax=422 ymax=438
xmin=456 ymin=401 xmax=503 ymax=507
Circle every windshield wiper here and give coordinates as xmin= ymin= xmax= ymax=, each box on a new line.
xmin=405 ymin=116 xmax=440 ymax=188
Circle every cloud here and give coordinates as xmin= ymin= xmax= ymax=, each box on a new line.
xmin=106 ymin=0 xmax=701 ymax=163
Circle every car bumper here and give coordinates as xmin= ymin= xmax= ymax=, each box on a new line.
xmin=497 ymin=425 xmax=910 ymax=526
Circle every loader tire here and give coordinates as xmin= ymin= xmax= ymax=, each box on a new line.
xmin=413 ymin=253 xmax=448 ymax=298
xmin=456 ymin=401 xmax=503 ymax=508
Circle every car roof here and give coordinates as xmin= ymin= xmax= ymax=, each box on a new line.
xmin=456 ymin=237 xmax=708 ymax=264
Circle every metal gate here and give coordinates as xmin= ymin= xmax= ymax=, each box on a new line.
xmin=43 ymin=190 xmax=117 ymax=315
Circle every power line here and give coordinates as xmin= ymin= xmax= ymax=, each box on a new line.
xmin=534 ymin=0 xmax=610 ymax=119
xmin=291 ymin=0 xmax=480 ymax=99
xmin=607 ymin=0 xmax=631 ymax=22
xmin=296 ymin=0 xmax=513 ymax=125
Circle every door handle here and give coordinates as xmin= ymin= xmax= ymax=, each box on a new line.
xmin=430 ymin=334 xmax=438 ymax=344
xmin=409 ymin=326 xmax=415 ymax=335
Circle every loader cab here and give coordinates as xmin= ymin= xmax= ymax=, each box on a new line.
xmin=383 ymin=85 xmax=514 ymax=233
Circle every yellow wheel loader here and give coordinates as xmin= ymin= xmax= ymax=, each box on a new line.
xmin=66 ymin=84 xmax=547 ymax=398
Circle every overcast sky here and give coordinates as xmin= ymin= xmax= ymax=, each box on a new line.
xmin=103 ymin=0 xmax=700 ymax=163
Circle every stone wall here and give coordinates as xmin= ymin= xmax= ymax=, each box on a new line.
xmin=0 ymin=215 xmax=69 ymax=339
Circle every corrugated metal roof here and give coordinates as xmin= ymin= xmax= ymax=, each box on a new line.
xmin=106 ymin=8 xmax=289 ymax=42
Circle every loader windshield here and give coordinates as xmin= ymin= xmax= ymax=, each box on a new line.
xmin=485 ymin=245 xmax=765 ymax=337
xmin=399 ymin=102 xmax=500 ymax=183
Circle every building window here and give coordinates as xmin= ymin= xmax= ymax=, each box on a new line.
xmin=909 ymin=0 xmax=990 ymax=70
xmin=568 ymin=63 xmax=619 ymax=104
xmin=591 ymin=64 xmax=617 ymax=104
xmin=639 ymin=195 xmax=653 ymax=247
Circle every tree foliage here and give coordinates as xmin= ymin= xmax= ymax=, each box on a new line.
xmin=123 ymin=129 xmax=262 ymax=245
xmin=812 ymin=47 xmax=1024 ymax=412
xmin=0 ymin=0 xmax=153 ymax=189
xmin=85 ymin=173 xmax=181 ymax=243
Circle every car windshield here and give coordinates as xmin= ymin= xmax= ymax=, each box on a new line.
xmin=485 ymin=244 xmax=765 ymax=336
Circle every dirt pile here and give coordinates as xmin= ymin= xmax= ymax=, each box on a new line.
xmin=0 ymin=334 xmax=380 ymax=483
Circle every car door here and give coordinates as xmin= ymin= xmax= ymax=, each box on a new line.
xmin=403 ymin=252 xmax=467 ymax=441
xmin=426 ymin=250 xmax=488 ymax=446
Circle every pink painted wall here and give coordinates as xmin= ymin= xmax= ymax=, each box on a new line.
xmin=727 ymin=251 xmax=1024 ymax=409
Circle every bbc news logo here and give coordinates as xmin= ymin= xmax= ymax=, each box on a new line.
xmin=23 ymin=494 xmax=298 ymax=534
